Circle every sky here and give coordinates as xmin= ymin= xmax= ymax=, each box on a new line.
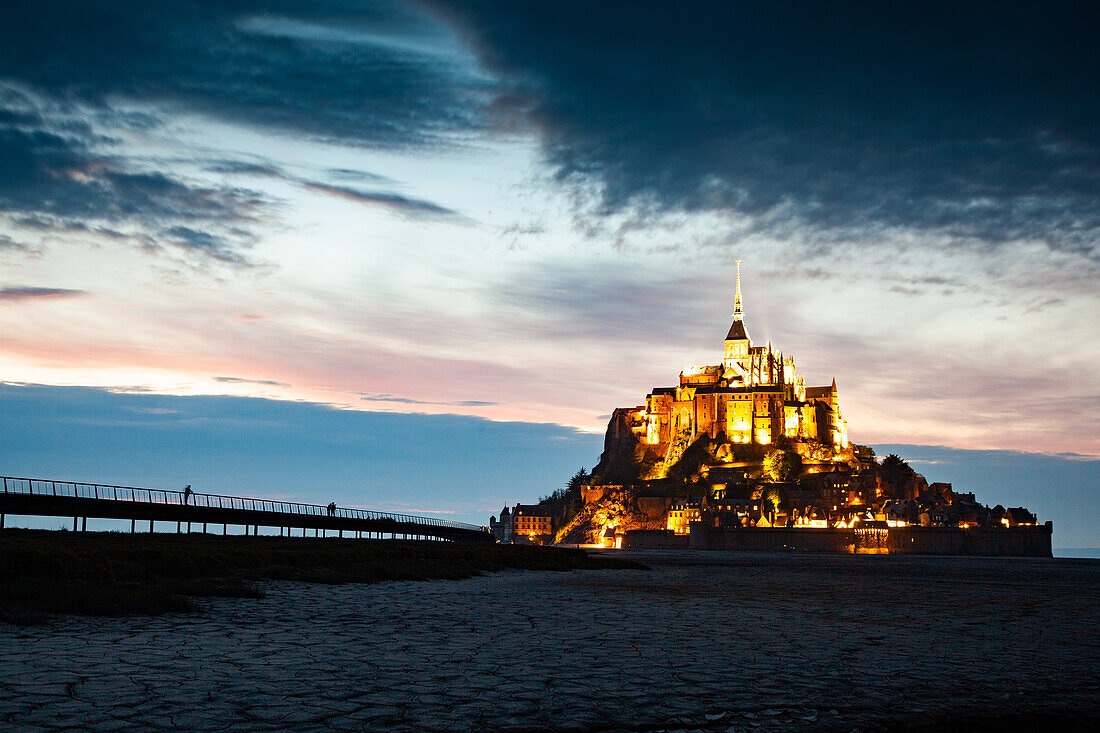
xmin=1 ymin=2 xmax=1097 ymax=545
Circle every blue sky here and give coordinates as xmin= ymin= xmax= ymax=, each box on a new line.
xmin=1 ymin=2 xmax=1097 ymax=543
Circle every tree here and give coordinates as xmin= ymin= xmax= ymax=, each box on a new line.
xmin=760 ymin=484 xmax=785 ymax=519
xmin=762 ymin=450 xmax=803 ymax=483
xmin=538 ymin=467 xmax=589 ymax=528
xmin=880 ymin=454 xmax=916 ymax=488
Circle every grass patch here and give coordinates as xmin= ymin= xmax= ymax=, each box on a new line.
xmin=0 ymin=529 xmax=644 ymax=623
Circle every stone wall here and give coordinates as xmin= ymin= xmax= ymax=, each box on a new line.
xmin=689 ymin=525 xmax=855 ymax=553
xmin=622 ymin=529 xmax=690 ymax=550
xmin=886 ymin=524 xmax=1052 ymax=557
xmin=635 ymin=496 xmax=674 ymax=522
xmin=581 ymin=484 xmax=616 ymax=505
xmin=685 ymin=522 xmax=1053 ymax=557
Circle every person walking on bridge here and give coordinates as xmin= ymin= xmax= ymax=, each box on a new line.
xmin=183 ymin=485 xmax=192 ymax=505
xmin=327 ymin=501 xmax=337 ymax=516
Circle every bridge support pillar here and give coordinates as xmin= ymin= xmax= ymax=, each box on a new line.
xmin=202 ymin=522 xmax=207 ymax=533
xmin=176 ymin=521 xmax=181 ymax=534
xmin=339 ymin=529 xmax=343 ymax=538
xmin=1 ymin=513 xmax=4 ymax=529
xmin=131 ymin=518 xmax=135 ymax=533
xmin=223 ymin=524 xmax=227 ymax=536
xmin=149 ymin=519 xmax=154 ymax=533
xmin=81 ymin=517 xmax=87 ymax=532
xmin=187 ymin=522 xmax=191 ymax=533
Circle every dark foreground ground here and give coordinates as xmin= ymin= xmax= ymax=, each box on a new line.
xmin=1 ymin=548 xmax=1097 ymax=732
xmin=0 ymin=529 xmax=641 ymax=623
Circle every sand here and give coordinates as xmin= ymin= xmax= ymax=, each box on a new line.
xmin=1 ymin=551 xmax=1097 ymax=731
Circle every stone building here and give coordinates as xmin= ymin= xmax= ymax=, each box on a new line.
xmin=488 ymin=505 xmax=512 ymax=543
xmin=490 ymin=504 xmax=554 ymax=544
xmin=666 ymin=498 xmax=703 ymax=535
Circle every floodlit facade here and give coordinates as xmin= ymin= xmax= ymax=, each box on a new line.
xmin=633 ymin=262 xmax=848 ymax=465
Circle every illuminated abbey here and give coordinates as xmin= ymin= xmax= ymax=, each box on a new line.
xmin=490 ymin=262 xmax=1049 ymax=556
xmin=619 ymin=262 xmax=848 ymax=474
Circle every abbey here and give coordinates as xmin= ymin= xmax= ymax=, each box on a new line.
xmin=626 ymin=262 xmax=847 ymax=469
xmin=492 ymin=263 xmax=1049 ymax=555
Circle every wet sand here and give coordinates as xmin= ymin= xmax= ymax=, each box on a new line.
xmin=1 ymin=551 xmax=1098 ymax=731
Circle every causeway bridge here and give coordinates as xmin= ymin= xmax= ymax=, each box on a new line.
xmin=0 ymin=476 xmax=492 ymax=543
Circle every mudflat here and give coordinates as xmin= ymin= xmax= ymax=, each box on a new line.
xmin=0 ymin=529 xmax=641 ymax=620
xmin=1 ymin=550 xmax=1097 ymax=732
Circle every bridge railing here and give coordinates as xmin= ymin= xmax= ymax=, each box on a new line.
xmin=1 ymin=476 xmax=484 ymax=531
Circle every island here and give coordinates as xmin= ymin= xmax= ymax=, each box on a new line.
xmin=491 ymin=262 xmax=1052 ymax=556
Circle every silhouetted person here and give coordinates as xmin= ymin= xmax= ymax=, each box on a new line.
xmin=183 ymin=485 xmax=192 ymax=505
xmin=327 ymin=501 xmax=336 ymax=516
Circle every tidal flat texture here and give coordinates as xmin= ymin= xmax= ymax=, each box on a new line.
xmin=1 ymin=551 xmax=1098 ymax=732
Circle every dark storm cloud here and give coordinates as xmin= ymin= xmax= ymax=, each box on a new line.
xmin=0 ymin=286 xmax=87 ymax=301
xmin=0 ymin=1 xmax=485 ymax=263
xmin=0 ymin=117 xmax=268 ymax=263
xmin=434 ymin=1 xmax=1100 ymax=252
xmin=0 ymin=1 xmax=485 ymax=149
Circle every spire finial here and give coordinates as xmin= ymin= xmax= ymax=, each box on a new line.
xmin=733 ymin=259 xmax=744 ymax=320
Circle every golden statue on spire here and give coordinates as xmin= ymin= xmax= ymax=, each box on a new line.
xmin=733 ymin=259 xmax=744 ymax=321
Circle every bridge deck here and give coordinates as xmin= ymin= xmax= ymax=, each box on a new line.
xmin=0 ymin=477 xmax=491 ymax=543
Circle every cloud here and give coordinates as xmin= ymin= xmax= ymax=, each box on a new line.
xmin=0 ymin=233 xmax=30 ymax=251
xmin=298 ymin=181 xmax=466 ymax=221
xmin=205 ymin=157 xmax=466 ymax=221
xmin=324 ymin=168 xmax=394 ymax=184
xmin=0 ymin=286 xmax=86 ymax=302
xmin=485 ymin=261 xmax=723 ymax=346
xmin=163 ymin=226 xmax=251 ymax=265
xmin=0 ymin=112 xmax=269 ymax=264
xmin=359 ymin=392 xmax=498 ymax=407
xmin=214 ymin=376 xmax=290 ymax=387
xmin=0 ymin=1 xmax=490 ymax=264
xmin=0 ymin=1 xmax=486 ymax=150
xmin=436 ymin=1 xmax=1100 ymax=253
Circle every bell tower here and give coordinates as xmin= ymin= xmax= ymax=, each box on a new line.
xmin=723 ymin=260 xmax=751 ymax=380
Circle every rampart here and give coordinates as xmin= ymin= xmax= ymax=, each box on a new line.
xmin=623 ymin=522 xmax=1053 ymax=557
xmin=621 ymin=529 xmax=689 ymax=550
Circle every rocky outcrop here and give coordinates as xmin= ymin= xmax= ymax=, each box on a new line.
xmin=591 ymin=409 xmax=657 ymax=484
xmin=556 ymin=489 xmax=667 ymax=545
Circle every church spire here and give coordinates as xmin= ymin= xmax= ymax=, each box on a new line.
xmin=733 ymin=259 xmax=744 ymax=321
xmin=724 ymin=259 xmax=750 ymax=342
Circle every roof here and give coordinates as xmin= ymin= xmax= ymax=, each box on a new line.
xmin=725 ymin=319 xmax=749 ymax=340
xmin=513 ymin=504 xmax=551 ymax=517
